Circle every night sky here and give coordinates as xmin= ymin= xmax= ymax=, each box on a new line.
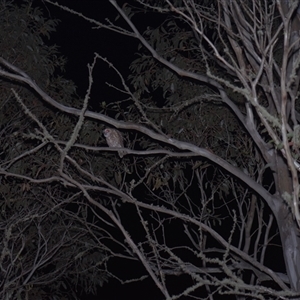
xmin=43 ymin=0 xmax=138 ymax=101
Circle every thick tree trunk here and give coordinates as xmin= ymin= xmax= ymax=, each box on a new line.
xmin=271 ymin=1 xmax=300 ymax=292
xmin=269 ymin=152 xmax=300 ymax=292
xmin=272 ymin=154 xmax=300 ymax=291
xmin=274 ymin=199 xmax=300 ymax=291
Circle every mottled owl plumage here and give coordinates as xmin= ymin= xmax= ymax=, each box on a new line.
xmin=103 ymin=128 xmax=125 ymax=158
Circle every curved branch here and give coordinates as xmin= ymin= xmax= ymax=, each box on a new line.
xmin=0 ymin=57 xmax=276 ymax=213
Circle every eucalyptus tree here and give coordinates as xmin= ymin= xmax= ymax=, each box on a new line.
xmin=3 ymin=0 xmax=300 ymax=299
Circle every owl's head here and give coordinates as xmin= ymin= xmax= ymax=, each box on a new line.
xmin=103 ymin=128 xmax=111 ymax=137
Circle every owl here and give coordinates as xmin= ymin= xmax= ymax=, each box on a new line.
xmin=103 ymin=128 xmax=125 ymax=158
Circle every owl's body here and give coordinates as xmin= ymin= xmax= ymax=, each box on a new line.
xmin=103 ymin=128 xmax=125 ymax=158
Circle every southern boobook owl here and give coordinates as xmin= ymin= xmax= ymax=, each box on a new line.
xmin=103 ymin=128 xmax=125 ymax=158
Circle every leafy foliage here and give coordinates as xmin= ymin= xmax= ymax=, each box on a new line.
xmin=0 ymin=1 xmax=108 ymax=299
xmin=2 ymin=0 xmax=300 ymax=298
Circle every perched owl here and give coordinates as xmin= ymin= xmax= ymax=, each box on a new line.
xmin=103 ymin=128 xmax=125 ymax=158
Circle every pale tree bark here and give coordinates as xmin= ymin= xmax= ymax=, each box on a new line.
xmin=2 ymin=0 xmax=300 ymax=298
xmin=111 ymin=0 xmax=300 ymax=291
